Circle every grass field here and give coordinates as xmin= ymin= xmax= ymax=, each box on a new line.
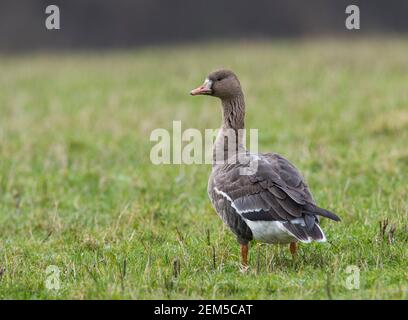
xmin=0 ymin=39 xmax=407 ymax=299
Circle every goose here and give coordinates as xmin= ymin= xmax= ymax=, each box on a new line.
xmin=190 ymin=69 xmax=340 ymax=268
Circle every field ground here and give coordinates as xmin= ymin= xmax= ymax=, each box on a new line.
xmin=0 ymin=39 xmax=407 ymax=299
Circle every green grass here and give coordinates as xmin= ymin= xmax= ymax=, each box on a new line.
xmin=0 ymin=39 xmax=408 ymax=299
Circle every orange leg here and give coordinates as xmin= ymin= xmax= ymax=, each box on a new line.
xmin=289 ymin=242 xmax=297 ymax=256
xmin=240 ymin=243 xmax=249 ymax=267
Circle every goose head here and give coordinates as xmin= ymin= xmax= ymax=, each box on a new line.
xmin=190 ymin=69 xmax=243 ymax=100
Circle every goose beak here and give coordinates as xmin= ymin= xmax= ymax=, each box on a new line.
xmin=190 ymin=79 xmax=213 ymax=96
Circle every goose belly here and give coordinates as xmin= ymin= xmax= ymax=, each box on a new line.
xmin=243 ymin=219 xmax=296 ymax=244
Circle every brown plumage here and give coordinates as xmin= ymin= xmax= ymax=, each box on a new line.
xmin=190 ymin=69 xmax=340 ymax=268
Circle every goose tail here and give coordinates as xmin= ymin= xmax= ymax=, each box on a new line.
xmin=282 ymin=221 xmax=327 ymax=243
xmin=304 ymin=204 xmax=341 ymax=222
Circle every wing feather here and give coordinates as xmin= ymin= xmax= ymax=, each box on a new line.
xmin=212 ymin=152 xmax=340 ymax=223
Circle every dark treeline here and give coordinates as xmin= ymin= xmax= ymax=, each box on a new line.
xmin=0 ymin=0 xmax=407 ymax=51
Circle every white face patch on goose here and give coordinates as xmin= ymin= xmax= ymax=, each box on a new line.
xmin=203 ymin=78 xmax=213 ymax=89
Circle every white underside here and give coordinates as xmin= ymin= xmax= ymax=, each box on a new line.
xmin=244 ymin=219 xmax=297 ymax=244
xmin=243 ymin=219 xmax=327 ymax=244
xmin=213 ymin=187 xmax=327 ymax=244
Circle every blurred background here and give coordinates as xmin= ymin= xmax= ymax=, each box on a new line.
xmin=1 ymin=0 xmax=408 ymax=52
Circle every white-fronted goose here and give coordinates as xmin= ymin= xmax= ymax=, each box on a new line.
xmin=190 ymin=69 xmax=340 ymax=267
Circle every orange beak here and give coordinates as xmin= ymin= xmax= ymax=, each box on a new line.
xmin=190 ymin=79 xmax=213 ymax=96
